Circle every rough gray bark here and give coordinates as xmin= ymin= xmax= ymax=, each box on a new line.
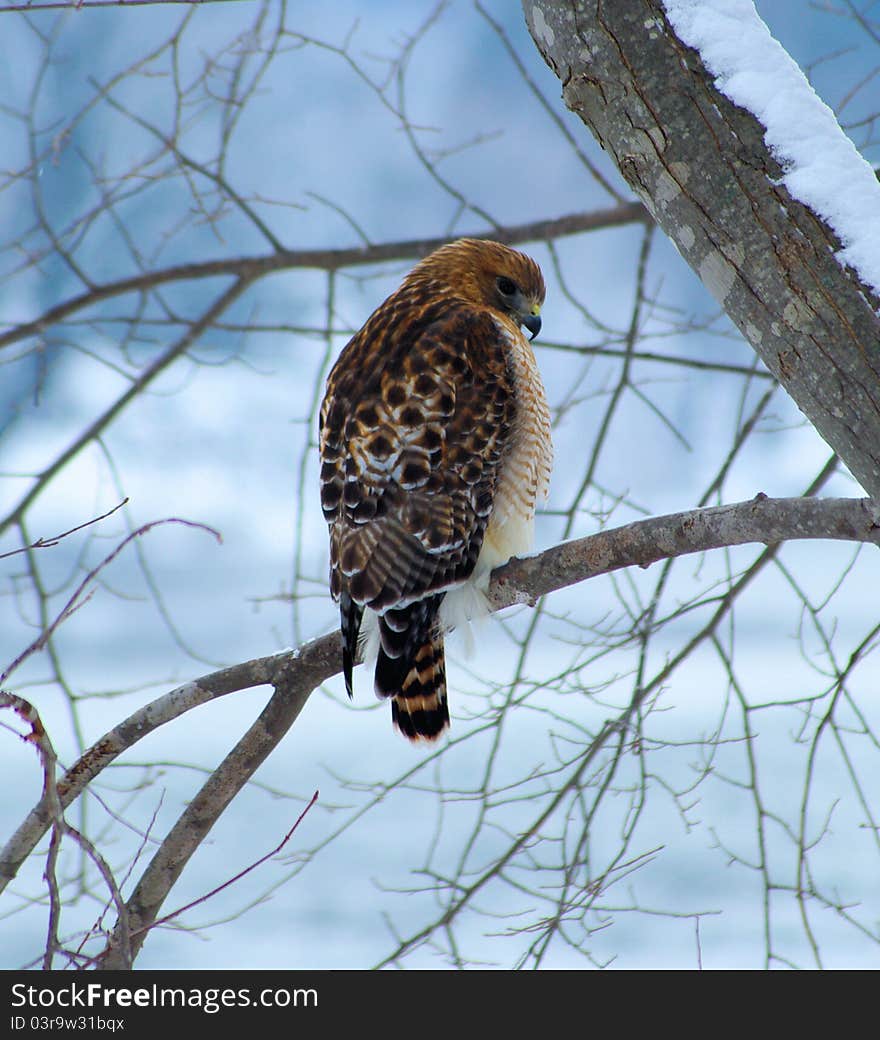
xmin=523 ymin=0 xmax=880 ymax=498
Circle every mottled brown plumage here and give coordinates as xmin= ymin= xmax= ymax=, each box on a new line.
xmin=319 ymin=238 xmax=552 ymax=741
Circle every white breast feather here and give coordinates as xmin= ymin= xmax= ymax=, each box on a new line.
xmin=440 ymin=318 xmax=552 ymax=653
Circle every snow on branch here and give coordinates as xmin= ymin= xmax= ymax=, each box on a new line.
xmin=524 ymin=0 xmax=880 ymax=501
xmin=663 ymin=0 xmax=880 ymax=296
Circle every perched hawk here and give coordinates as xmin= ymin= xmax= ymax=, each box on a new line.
xmin=319 ymin=238 xmax=552 ymax=741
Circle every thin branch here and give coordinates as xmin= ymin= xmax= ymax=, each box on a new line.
xmin=0 ymin=499 xmax=128 ymax=561
xmin=0 ymin=277 xmax=251 ymax=538
xmin=136 ymin=790 xmax=319 ymax=938
xmin=0 ymin=517 xmax=221 ymax=686
xmin=0 ymin=0 xmax=245 ymax=9
xmin=0 ymin=206 xmax=648 ymax=355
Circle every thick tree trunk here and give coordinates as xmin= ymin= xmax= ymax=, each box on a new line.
xmin=523 ymin=1 xmax=880 ymax=498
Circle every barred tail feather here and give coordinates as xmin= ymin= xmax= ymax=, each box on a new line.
xmin=340 ymin=592 xmax=363 ymax=700
xmin=390 ymin=642 xmax=449 ymax=741
xmin=374 ymin=594 xmax=450 ymax=741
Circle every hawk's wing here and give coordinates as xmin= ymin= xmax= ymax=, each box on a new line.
xmin=319 ymin=297 xmax=516 ymax=734
xmin=320 ymin=298 xmax=514 ymax=612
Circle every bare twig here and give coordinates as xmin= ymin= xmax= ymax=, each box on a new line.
xmin=0 ymin=499 xmax=128 ymax=561
xmin=0 ymin=207 xmax=647 ymax=356
xmin=136 ymin=790 xmax=319 ymax=937
xmin=1 ymin=517 xmax=221 ymax=686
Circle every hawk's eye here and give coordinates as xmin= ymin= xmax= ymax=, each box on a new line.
xmin=496 ymin=276 xmax=517 ymax=297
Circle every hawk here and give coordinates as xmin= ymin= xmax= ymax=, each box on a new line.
xmin=319 ymin=238 xmax=552 ymax=741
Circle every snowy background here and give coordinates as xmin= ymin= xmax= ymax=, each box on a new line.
xmin=1 ymin=0 xmax=879 ymax=970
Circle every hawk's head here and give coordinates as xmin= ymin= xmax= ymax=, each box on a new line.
xmin=407 ymin=238 xmax=545 ymax=340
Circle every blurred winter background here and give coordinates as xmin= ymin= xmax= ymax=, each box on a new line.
xmin=1 ymin=0 xmax=879 ymax=969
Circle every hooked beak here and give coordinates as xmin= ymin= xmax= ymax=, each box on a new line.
xmin=522 ymin=311 xmax=542 ymax=340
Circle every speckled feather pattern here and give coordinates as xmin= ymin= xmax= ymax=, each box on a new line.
xmin=319 ymin=239 xmax=553 ymax=741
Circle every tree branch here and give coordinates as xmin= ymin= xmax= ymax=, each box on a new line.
xmin=489 ymin=493 xmax=880 ymax=607
xmin=0 ymin=206 xmax=646 ymax=355
xmin=2 ymin=494 xmax=875 ymax=965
